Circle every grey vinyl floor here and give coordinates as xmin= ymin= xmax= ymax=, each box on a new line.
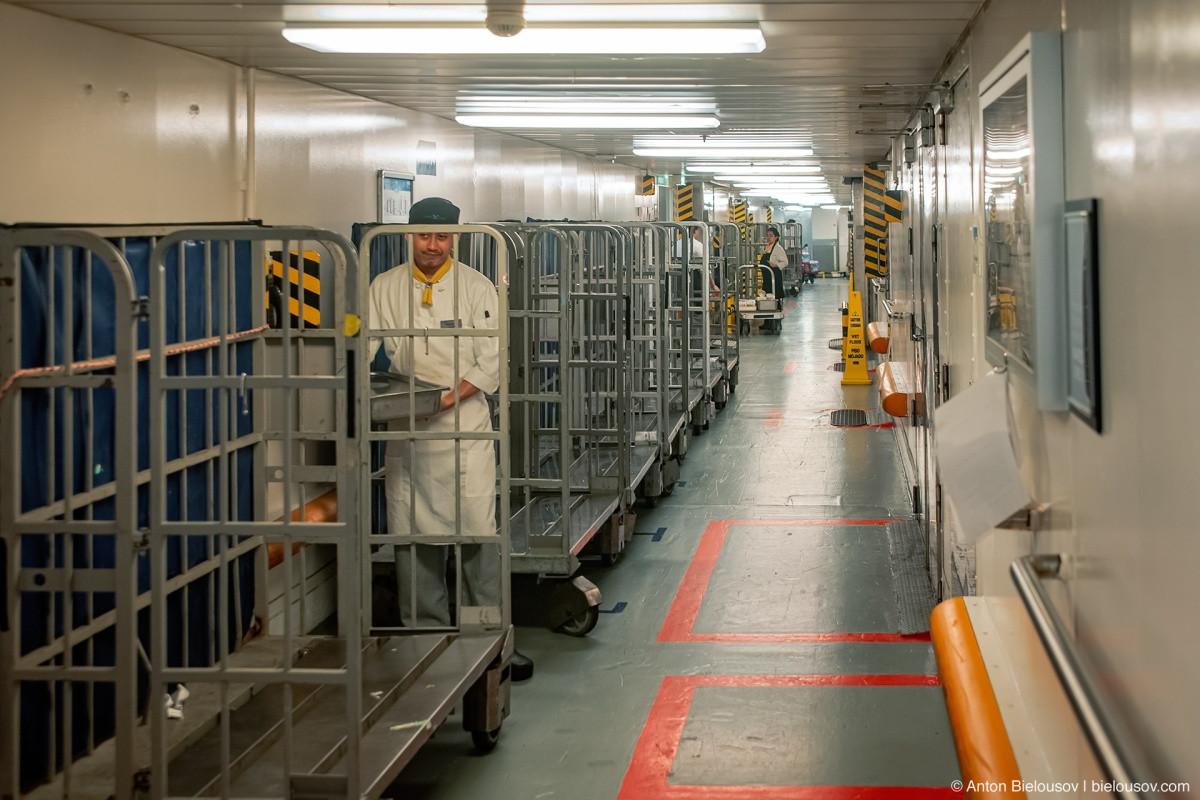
xmin=385 ymin=280 xmax=962 ymax=800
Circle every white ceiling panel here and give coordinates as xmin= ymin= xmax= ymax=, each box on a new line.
xmin=10 ymin=0 xmax=982 ymax=201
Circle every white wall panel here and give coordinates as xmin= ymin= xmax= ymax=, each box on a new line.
xmin=0 ymin=3 xmax=637 ymax=231
xmin=931 ymin=0 xmax=1200 ymax=786
xmin=0 ymin=3 xmax=242 ymax=223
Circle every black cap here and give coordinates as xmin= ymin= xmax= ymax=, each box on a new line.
xmin=409 ymin=197 xmax=460 ymax=225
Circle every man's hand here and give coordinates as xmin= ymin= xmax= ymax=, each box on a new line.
xmin=439 ymin=379 xmax=481 ymax=413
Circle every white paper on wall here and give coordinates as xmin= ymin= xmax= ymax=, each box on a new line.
xmin=933 ymin=368 xmax=1032 ymax=543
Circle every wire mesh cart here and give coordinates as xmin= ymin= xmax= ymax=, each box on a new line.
xmin=482 ymin=222 xmax=637 ymax=635
xmin=1 ymin=223 xmax=511 ymax=800
xmin=624 ymin=222 xmax=682 ymax=502
xmin=750 ymin=221 xmax=802 ymax=297
xmin=709 ymin=222 xmax=745 ymax=404
xmin=737 ymin=263 xmax=785 ymax=335
xmin=681 ymin=222 xmax=723 ymax=430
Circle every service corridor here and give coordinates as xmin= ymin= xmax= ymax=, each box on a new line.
xmin=389 ymin=280 xmax=963 ymax=800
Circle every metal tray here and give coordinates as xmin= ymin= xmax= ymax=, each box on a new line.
xmin=369 ymin=371 xmax=447 ymax=423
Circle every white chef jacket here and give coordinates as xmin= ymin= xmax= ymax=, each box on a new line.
xmin=368 ymin=259 xmax=500 ymax=538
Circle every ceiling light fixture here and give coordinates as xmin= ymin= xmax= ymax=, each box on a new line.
xmin=457 ymin=99 xmax=719 ymax=115
xmin=283 ymin=24 xmax=765 ymax=54
xmin=717 ymin=175 xmax=827 ymax=184
xmin=633 ymin=147 xmax=814 ymax=158
xmin=284 ymin=4 xmax=750 ymax=23
xmin=456 ymin=114 xmax=720 ymax=129
xmin=686 ymin=164 xmax=821 ymax=174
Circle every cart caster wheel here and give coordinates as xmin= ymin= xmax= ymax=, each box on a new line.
xmin=600 ymin=551 xmax=622 ymax=567
xmin=471 ymin=725 xmax=502 ymax=753
xmin=556 ymin=605 xmax=599 ymax=637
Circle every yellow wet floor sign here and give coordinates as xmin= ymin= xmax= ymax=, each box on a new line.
xmin=841 ymin=290 xmax=872 ymax=386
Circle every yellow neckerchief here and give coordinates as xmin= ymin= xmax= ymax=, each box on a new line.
xmin=413 ymin=258 xmax=452 ymax=305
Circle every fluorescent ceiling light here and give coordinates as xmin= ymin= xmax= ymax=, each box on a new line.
xmin=285 ymin=4 xmax=750 ymax=23
xmin=633 ymin=147 xmax=814 ymax=158
xmin=525 ymin=4 xmax=748 ymax=22
xmin=636 ymin=136 xmax=809 ymax=147
xmin=717 ymin=175 xmax=827 ymax=184
xmin=821 ymin=204 xmax=847 ymax=209
xmin=458 ymin=100 xmax=718 ymax=115
xmin=456 ymin=114 xmax=719 ymax=129
xmin=741 ymin=191 xmax=836 ymax=203
xmin=283 ymin=24 xmax=765 ymax=54
xmin=687 ymin=164 xmax=821 ymax=174
xmin=731 ymin=181 xmax=830 ymax=190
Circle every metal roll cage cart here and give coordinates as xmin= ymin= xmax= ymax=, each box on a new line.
xmin=709 ymin=222 xmax=744 ymax=401
xmin=493 ymin=222 xmax=629 ymax=636
xmin=357 ymin=223 xmax=512 ymax=761
xmin=623 ymin=223 xmax=680 ymax=504
xmin=657 ymin=222 xmax=703 ymax=450
xmin=681 ymin=221 xmax=725 ymax=425
xmin=0 ymin=223 xmax=510 ymax=800
xmin=779 ymin=220 xmax=804 ymax=295
xmin=737 ymin=260 xmax=785 ymax=336
xmin=750 ymin=221 xmax=802 ymax=298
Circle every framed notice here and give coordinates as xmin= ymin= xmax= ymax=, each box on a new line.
xmin=1064 ymin=198 xmax=1101 ymax=432
xmin=377 ymin=170 xmax=414 ymax=223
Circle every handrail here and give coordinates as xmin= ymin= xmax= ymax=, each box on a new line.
xmin=868 ymin=279 xmax=905 ymax=320
xmin=1010 ymin=555 xmax=1156 ymax=800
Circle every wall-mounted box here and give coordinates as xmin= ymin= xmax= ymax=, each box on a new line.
xmin=979 ymin=31 xmax=1066 ymax=410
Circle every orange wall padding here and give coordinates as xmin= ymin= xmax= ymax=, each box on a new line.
xmin=267 ymin=489 xmax=338 ymax=568
xmin=931 ymin=598 xmax=1027 ymax=800
xmin=866 ymin=321 xmax=889 ymax=354
xmin=876 ymin=362 xmax=910 ymax=417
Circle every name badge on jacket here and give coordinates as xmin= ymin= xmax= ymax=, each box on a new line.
xmin=439 ymin=319 xmax=463 ymax=328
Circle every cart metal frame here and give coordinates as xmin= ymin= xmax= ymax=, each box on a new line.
xmin=623 ymin=223 xmax=681 ymax=499
xmin=1 ymin=223 xmax=511 ymax=800
xmin=737 ymin=263 xmax=785 ymax=336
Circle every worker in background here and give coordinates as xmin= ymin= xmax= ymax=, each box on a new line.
xmin=690 ymin=225 xmax=706 ymax=259
xmin=760 ymin=225 xmax=789 ymax=298
xmin=368 ymin=196 xmax=533 ymax=680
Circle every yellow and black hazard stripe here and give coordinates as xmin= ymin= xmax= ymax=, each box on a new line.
xmin=267 ymin=250 xmax=321 ymax=326
xmin=731 ymin=200 xmax=749 ymax=241
xmin=862 ymin=166 xmax=905 ymax=278
xmin=675 ymin=184 xmax=695 ymax=220
xmin=765 ymin=207 xmax=773 ymax=224
xmin=863 ymin=165 xmax=889 ymax=240
xmin=639 ymin=174 xmax=656 ymax=196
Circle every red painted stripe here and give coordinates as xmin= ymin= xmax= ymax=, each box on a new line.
xmin=618 ymin=674 xmax=959 ymax=800
xmin=765 ymin=409 xmax=784 ymax=429
xmin=658 ymin=519 xmax=913 ymax=644
xmin=784 ymin=361 xmax=798 ymax=375
xmin=684 ymin=632 xmax=932 ymax=643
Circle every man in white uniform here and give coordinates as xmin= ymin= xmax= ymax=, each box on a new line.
xmin=367 ymin=197 xmax=500 ymax=629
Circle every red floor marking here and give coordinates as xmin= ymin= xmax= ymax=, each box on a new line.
xmin=657 ymin=519 xmax=931 ymax=644
xmin=617 ymin=674 xmax=960 ymax=800
xmin=784 ymin=361 xmax=798 ymax=375
xmin=765 ymin=409 xmax=784 ymax=429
